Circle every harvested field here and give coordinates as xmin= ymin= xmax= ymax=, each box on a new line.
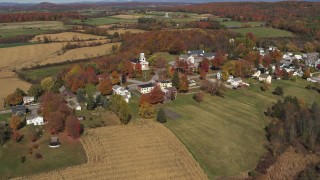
xmin=0 ymin=71 xmax=31 ymax=109
xmin=111 ymin=14 xmax=143 ymax=19
xmin=107 ymin=28 xmax=146 ymax=35
xmin=30 ymin=32 xmax=107 ymax=42
xmin=16 ymin=120 xmax=207 ymax=180
xmin=259 ymin=147 xmax=320 ymax=180
xmin=0 ymin=42 xmax=120 ymax=69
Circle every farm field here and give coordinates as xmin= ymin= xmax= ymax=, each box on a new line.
xmin=221 ymin=21 xmax=264 ymax=28
xmin=164 ymin=79 xmax=319 ymax=179
xmin=73 ymin=16 xmax=137 ymax=26
xmin=0 ymin=41 xmax=120 ymax=69
xmin=107 ymin=28 xmax=146 ymax=35
xmin=146 ymin=12 xmax=211 ymax=23
xmin=0 ymin=71 xmax=31 ymax=109
xmin=0 ymin=21 xmax=70 ymax=38
xmin=17 ymin=120 xmax=207 ymax=180
xmin=18 ymin=65 xmax=70 ymax=82
xmin=30 ymin=32 xmax=107 ymax=42
xmin=232 ymin=27 xmax=294 ymax=37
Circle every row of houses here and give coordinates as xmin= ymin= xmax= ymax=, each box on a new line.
xmin=137 ymin=80 xmax=178 ymax=101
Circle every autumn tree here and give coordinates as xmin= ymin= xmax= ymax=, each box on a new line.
xmin=10 ymin=116 xmax=21 ymax=130
xmin=65 ymin=116 xmax=81 ymax=139
xmin=15 ymin=88 xmax=26 ymax=97
xmin=303 ymin=68 xmax=311 ymax=79
xmin=47 ymin=112 xmax=65 ymax=134
xmin=260 ymin=81 xmax=270 ymax=91
xmin=139 ymin=102 xmax=155 ymax=118
xmin=304 ymin=42 xmax=315 ymax=53
xmin=76 ymin=88 xmax=86 ymax=102
xmin=0 ymin=124 xmax=9 ymax=145
xmin=109 ymin=94 xmax=132 ymax=124
xmin=139 ymin=94 xmax=150 ymax=106
xmin=149 ymin=85 xmax=165 ymax=104
xmin=28 ymin=84 xmax=43 ymax=100
xmin=212 ymin=51 xmax=226 ymax=68
xmin=5 ymin=93 xmax=23 ymax=106
xmin=135 ymin=63 xmax=143 ymax=78
xmin=98 ymin=78 xmax=113 ymax=96
xmin=41 ymin=77 xmax=55 ymax=92
xmin=12 ymin=131 xmax=22 ymax=143
xmin=111 ymin=71 xmax=120 ymax=85
xmin=273 ymin=86 xmax=284 ymax=96
xmin=193 ymin=92 xmax=204 ymax=103
xmin=179 ymin=75 xmax=189 ymax=93
xmin=199 ymin=58 xmax=210 ymax=72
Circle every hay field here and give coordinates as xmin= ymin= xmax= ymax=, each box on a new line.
xmin=0 ymin=42 xmax=119 ymax=69
xmin=31 ymin=32 xmax=107 ymax=42
xmin=111 ymin=14 xmax=143 ymax=19
xmin=0 ymin=71 xmax=30 ymax=109
xmin=17 ymin=120 xmax=207 ymax=180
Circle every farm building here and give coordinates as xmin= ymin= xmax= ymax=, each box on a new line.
xmin=11 ymin=105 xmax=27 ymax=116
xmin=49 ymin=137 xmax=60 ymax=148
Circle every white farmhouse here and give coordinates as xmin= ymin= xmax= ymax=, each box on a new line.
xmin=157 ymin=80 xmax=172 ymax=90
xmin=137 ymin=83 xmax=155 ymax=94
xmin=112 ymin=85 xmax=131 ymax=103
xmin=259 ymin=74 xmax=272 ymax=84
xmin=230 ymin=78 xmax=242 ymax=87
xmin=23 ymin=96 xmax=35 ymax=105
xmin=26 ymin=115 xmax=44 ymax=126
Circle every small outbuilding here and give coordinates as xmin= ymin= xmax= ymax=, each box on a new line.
xmin=259 ymin=74 xmax=272 ymax=84
xmin=49 ymin=137 xmax=60 ymax=148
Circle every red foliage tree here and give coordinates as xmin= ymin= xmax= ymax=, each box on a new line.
xmin=47 ymin=112 xmax=65 ymax=134
xmin=149 ymin=86 xmax=165 ymax=104
xmin=139 ymin=94 xmax=150 ymax=106
xmin=65 ymin=116 xmax=82 ymax=139
xmin=98 ymin=78 xmax=113 ymax=96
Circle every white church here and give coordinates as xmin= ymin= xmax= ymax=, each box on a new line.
xmin=131 ymin=53 xmax=149 ymax=71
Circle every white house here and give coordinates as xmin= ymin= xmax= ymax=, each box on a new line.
xmin=137 ymin=83 xmax=155 ymax=94
xmin=252 ymin=70 xmax=261 ymax=78
xmin=230 ymin=78 xmax=242 ymax=87
xmin=112 ymin=85 xmax=131 ymax=103
xmin=216 ymin=72 xmax=221 ymax=80
xmin=75 ymin=104 xmax=82 ymax=111
xmin=23 ymin=96 xmax=35 ymax=105
xmin=188 ymin=79 xmax=197 ymax=87
xmin=139 ymin=53 xmax=149 ymax=70
xmin=259 ymin=74 xmax=272 ymax=84
xmin=157 ymin=80 xmax=172 ymax=90
xmin=26 ymin=115 xmax=44 ymax=126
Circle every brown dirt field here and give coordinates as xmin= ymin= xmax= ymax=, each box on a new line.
xmin=258 ymin=147 xmax=320 ymax=180
xmin=16 ymin=120 xmax=208 ymax=180
xmin=30 ymin=32 xmax=107 ymax=42
xmin=97 ymin=24 xmax=113 ymax=29
xmin=107 ymin=28 xmax=146 ymax=35
xmin=0 ymin=71 xmax=31 ymax=110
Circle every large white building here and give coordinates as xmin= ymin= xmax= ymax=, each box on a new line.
xmin=137 ymin=83 xmax=155 ymax=94
xmin=131 ymin=53 xmax=149 ymax=71
xmin=26 ymin=115 xmax=44 ymax=126
xmin=112 ymin=85 xmax=131 ymax=103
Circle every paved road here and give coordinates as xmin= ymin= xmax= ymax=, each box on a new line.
xmin=0 ymin=103 xmax=40 ymax=115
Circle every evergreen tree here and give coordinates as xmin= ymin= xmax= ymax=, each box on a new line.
xmin=119 ymin=101 xmax=132 ymax=124
xmin=28 ymin=84 xmax=43 ymax=100
xmin=15 ymin=88 xmax=26 ymax=97
xmin=76 ymin=88 xmax=86 ymax=103
xmin=157 ymin=108 xmax=167 ymax=123
xmin=273 ymin=86 xmax=284 ymax=96
xmin=86 ymin=95 xmax=96 ymax=110
xmin=172 ymin=70 xmax=180 ymax=88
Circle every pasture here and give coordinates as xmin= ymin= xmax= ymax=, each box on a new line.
xmin=232 ymin=27 xmax=294 ymax=38
xmin=16 ymin=120 xmax=207 ymax=180
xmin=19 ymin=65 xmax=70 ymax=82
xmin=107 ymin=28 xmax=146 ymax=35
xmin=0 ymin=21 xmax=70 ymax=38
xmin=221 ymin=21 xmax=264 ymax=28
xmin=164 ymin=78 xmax=319 ymax=179
xmin=0 ymin=126 xmax=86 ymax=179
xmin=73 ymin=16 xmax=137 ymax=26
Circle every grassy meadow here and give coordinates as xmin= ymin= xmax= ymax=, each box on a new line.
xmin=163 ymin=78 xmax=319 ymax=179
xmin=221 ymin=21 xmax=264 ymax=28
xmin=232 ymin=27 xmax=294 ymax=38
xmin=73 ymin=16 xmax=137 ymax=26
xmin=0 ymin=125 xmax=86 ymax=179
xmin=19 ymin=65 xmax=70 ymax=82
xmin=0 ymin=21 xmax=70 ymax=39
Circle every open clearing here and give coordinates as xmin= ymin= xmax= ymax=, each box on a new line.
xmin=17 ymin=120 xmax=207 ymax=180
xmin=30 ymin=32 xmax=107 ymax=42
xmin=232 ymin=27 xmax=294 ymax=38
xmin=164 ymin=79 xmax=319 ymax=179
xmin=221 ymin=21 xmax=264 ymax=28
xmin=0 ymin=21 xmax=70 ymax=38
xmin=111 ymin=14 xmax=143 ymax=19
xmin=73 ymin=16 xmax=137 ymax=26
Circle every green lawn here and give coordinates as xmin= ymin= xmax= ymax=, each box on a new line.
xmin=0 ymin=113 xmax=11 ymax=122
xmin=164 ymin=78 xmax=319 ymax=179
xmin=232 ymin=27 xmax=294 ymax=38
xmin=148 ymin=52 xmax=177 ymax=65
xmin=73 ymin=16 xmax=137 ymax=26
xmin=0 ymin=42 xmax=38 ymax=48
xmin=0 ymin=125 xmax=86 ymax=179
xmin=0 ymin=21 xmax=70 ymax=39
xmin=221 ymin=21 xmax=264 ymax=28
xmin=19 ymin=65 xmax=70 ymax=82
